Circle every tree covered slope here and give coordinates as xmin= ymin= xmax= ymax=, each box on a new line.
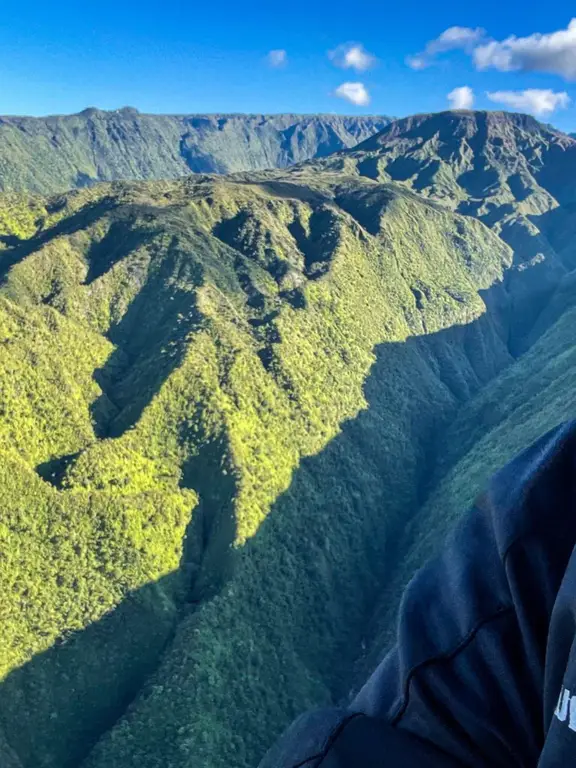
xmin=0 ymin=111 xmax=575 ymax=768
xmin=308 ymin=110 xmax=576 ymax=346
xmin=0 ymin=109 xmax=390 ymax=195
xmin=0 ymin=167 xmax=515 ymax=767
xmin=304 ymin=110 xmax=576 ymax=705
xmin=356 ymin=277 xmax=576 ymax=686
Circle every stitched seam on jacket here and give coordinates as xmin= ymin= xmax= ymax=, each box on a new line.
xmin=390 ymin=605 xmax=514 ymax=726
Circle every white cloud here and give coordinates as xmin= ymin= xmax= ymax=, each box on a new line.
xmin=333 ymin=82 xmax=370 ymax=106
xmin=267 ymin=49 xmax=287 ymax=68
xmin=329 ymin=43 xmax=377 ymax=72
xmin=474 ymin=19 xmax=576 ymax=79
xmin=405 ymin=54 xmax=429 ymax=71
xmin=431 ymin=26 xmax=486 ymax=53
xmin=486 ymin=88 xmax=571 ymax=116
xmin=407 ymin=26 xmax=485 ymax=69
xmin=447 ymin=86 xmax=474 ymax=110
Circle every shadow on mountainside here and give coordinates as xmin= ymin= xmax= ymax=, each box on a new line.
xmin=35 ymin=223 xmax=208 ymax=488
xmin=89 ymin=238 xmax=206 ymax=439
xmin=0 ymin=198 xmax=119 ymax=283
xmin=0 ymin=286 xmax=521 ymax=768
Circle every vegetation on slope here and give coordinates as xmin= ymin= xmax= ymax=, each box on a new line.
xmin=0 ymin=110 xmax=390 ymax=195
xmin=356 ymin=296 xmax=576 ymax=684
xmin=0 ymin=171 xmax=515 ymax=768
xmin=305 ymin=110 xmax=576 ymax=346
xmin=315 ymin=112 xmax=576 ymax=695
xmin=2 ymin=110 xmax=576 ymax=768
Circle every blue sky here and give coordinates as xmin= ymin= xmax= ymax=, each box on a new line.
xmin=2 ymin=1 xmax=576 ymax=130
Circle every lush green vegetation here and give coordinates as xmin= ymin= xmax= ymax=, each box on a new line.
xmin=311 ymin=110 xmax=576 ymax=340
xmin=0 ymin=165 xmax=515 ymax=767
xmin=356 ymin=298 xmax=576 ymax=685
xmin=303 ymin=108 xmax=576 ymax=694
xmin=0 ymin=111 xmax=390 ymax=195
xmin=1 ymin=110 xmax=576 ymax=768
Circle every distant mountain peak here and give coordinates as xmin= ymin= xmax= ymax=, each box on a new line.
xmin=356 ymin=110 xmax=569 ymax=153
xmin=77 ymin=106 xmax=140 ymax=118
xmin=302 ymin=108 xmax=576 ymax=319
xmin=77 ymin=106 xmax=105 ymax=118
xmin=307 ymin=108 xmax=576 ymax=212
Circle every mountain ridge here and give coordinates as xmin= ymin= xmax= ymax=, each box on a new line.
xmin=0 ymin=110 xmax=391 ymax=195
xmin=0 ymin=169 xmax=514 ymax=768
xmin=301 ymin=109 xmax=576 ymax=348
xmin=355 ymin=109 xmax=569 ymax=146
xmin=1 ymin=107 xmax=387 ymax=119
xmin=1 ymin=109 xmax=576 ymax=768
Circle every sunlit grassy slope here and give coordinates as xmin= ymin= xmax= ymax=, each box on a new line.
xmin=0 ymin=171 xmax=515 ymax=768
xmin=2 ymin=110 xmax=576 ymax=768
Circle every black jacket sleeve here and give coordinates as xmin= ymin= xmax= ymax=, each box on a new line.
xmin=258 ymin=421 xmax=576 ymax=767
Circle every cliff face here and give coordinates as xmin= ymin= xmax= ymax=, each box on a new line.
xmin=0 ymin=110 xmax=391 ymax=194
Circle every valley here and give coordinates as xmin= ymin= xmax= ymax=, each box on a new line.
xmin=0 ymin=110 xmax=575 ymax=767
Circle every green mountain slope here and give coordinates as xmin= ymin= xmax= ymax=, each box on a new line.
xmin=355 ymin=282 xmax=576 ymax=687
xmin=0 ymin=110 xmax=575 ymax=768
xmin=0 ymin=109 xmax=390 ymax=195
xmin=307 ymin=110 xmax=576 ymax=347
xmin=310 ymin=112 xmax=576 ymax=693
xmin=0 ymin=168 xmax=515 ymax=768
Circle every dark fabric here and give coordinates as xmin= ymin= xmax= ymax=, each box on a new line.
xmin=259 ymin=421 xmax=576 ymax=767
xmin=258 ymin=710 xmax=354 ymax=768
xmin=319 ymin=714 xmax=465 ymax=767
